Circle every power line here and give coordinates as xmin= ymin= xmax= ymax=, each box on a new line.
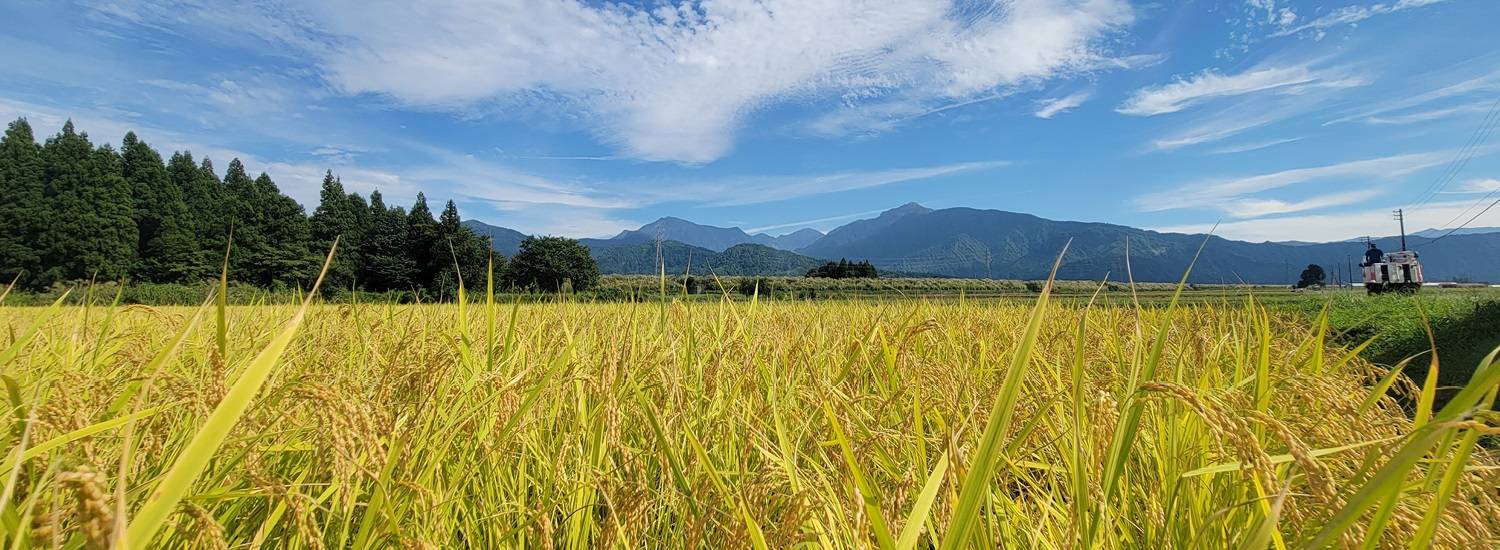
xmin=1438 ymin=179 xmax=1500 ymax=228
xmin=1408 ymin=97 xmax=1500 ymax=210
xmin=1420 ymin=199 xmax=1500 ymax=247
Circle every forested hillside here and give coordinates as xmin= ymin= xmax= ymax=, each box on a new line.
xmin=800 ymin=205 xmax=1500 ymax=283
xmin=588 ymin=241 xmax=824 ymax=276
xmin=0 ymin=118 xmax=490 ymax=297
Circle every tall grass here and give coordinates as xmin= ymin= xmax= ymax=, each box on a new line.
xmin=0 ymin=277 xmax=1497 ymax=547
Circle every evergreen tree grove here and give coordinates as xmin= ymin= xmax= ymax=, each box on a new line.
xmin=0 ymin=118 xmax=506 ymax=298
xmin=123 ymin=132 xmax=197 ymax=282
xmin=0 ymin=118 xmax=44 ymax=286
xmin=34 ymin=122 xmax=136 ymax=285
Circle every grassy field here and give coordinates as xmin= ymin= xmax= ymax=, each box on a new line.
xmin=2 ymin=272 xmax=1499 ymax=548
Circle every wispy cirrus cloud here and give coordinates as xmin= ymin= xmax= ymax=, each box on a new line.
xmin=1205 ymin=136 xmax=1304 ymax=155
xmin=1135 ymin=152 xmax=1450 ymax=213
xmin=1271 ymin=0 xmax=1451 ymax=39
xmin=1219 ymin=188 xmax=1384 ymax=219
xmin=1150 ymin=113 xmax=1279 ymax=151
xmin=746 ymin=208 xmax=891 ymax=234
xmin=1154 ymin=197 xmax=1493 ymax=242
xmin=1034 ymin=92 xmax=1091 ymax=119
xmin=1117 ymin=63 xmax=1364 ymax=116
xmin=1358 ymin=101 xmax=1495 ymax=125
xmin=680 ymin=161 xmax=1009 ymax=207
xmin=1324 ymin=68 xmax=1500 ymax=126
xmin=1445 ymin=177 xmax=1500 ymax=194
xmin=92 ymin=0 xmax=1138 ymax=164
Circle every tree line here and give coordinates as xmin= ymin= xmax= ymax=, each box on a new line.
xmin=806 ymin=259 xmax=878 ymax=279
xmin=0 ymin=117 xmax=502 ymax=298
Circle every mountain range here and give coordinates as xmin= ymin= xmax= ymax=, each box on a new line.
xmin=581 ymin=216 xmax=825 ymax=252
xmin=465 ymin=204 xmax=1500 ymax=283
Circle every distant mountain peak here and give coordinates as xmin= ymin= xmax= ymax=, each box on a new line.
xmin=782 ymin=227 xmax=824 ymax=237
xmin=885 ymin=202 xmax=931 ymax=216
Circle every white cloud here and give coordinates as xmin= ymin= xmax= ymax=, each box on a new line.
xmin=1136 ymin=152 xmax=1450 ymax=212
xmin=709 ymin=161 xmax=1007 ymax=207
xmin=746 ymin=208 xmax=890 ymax=234
xmin=1447 ymin=178 xmax=1500 ymax=194
xmin=1244 ymin=1 xmax=1297 ymax=26
xmin=1155 ymin=198 xmax=1495 ymax=242
xmin=1118 ymin=63 xmax=1363 ymax=116
xmin=94 ymin=0 xmax=1136 ymax=163
xmin=1206 ymin=136 xmax=1304 ymax=155
xmin=0 ymin=95 xmax=615 ymax=213
xmin=1358 ymin=101 xmax=1495 ymax=125
xmin=1272 ymin=0 xmax=1451 ymax=38
xmin=1034 ymin=91 xmax=1091 ymax=118
xmin=1219 ymin=189 xmax=1383 ymax=219
xmin=1324 ymin=69 xmax=1500 ymax=126
xmin=1150 ymin=114 xmax=1277 ymax=151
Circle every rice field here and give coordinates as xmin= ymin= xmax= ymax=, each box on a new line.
xmin=2 ymin=271 xmax=1499 ymax=548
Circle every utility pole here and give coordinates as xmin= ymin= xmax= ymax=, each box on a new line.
xmin=1394 ymin=209 xmax=1407 ymax=251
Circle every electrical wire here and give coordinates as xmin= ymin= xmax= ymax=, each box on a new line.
xmin=1408 ymin=97 xmax=1500 ymax=210
xmin=1419 ymin=199 xmax=1500 ymax=247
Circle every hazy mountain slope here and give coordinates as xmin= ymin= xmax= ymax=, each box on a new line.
xmin=461 ymin=220 xmax=528 ymax=257
xmin=760 ymin=228 xmax=825 ymax=250
xmin=802 ymin=206 xmax=1500 ymax=283
xmin=610 ymin=217 xmax=766 ymax=251
xmin=798 ymin=202 xmax=931 ymax=255
xmin=472 ymin=209 xmax=1500 ymax=282
xmin=1410 ymin=227 xmax=1500 ymax=238
xmin=588 ymin=241 xmax=823 ymax=276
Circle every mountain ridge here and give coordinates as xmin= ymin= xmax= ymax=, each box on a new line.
xmin=467 ymin=203 xmax=1500 ymax=283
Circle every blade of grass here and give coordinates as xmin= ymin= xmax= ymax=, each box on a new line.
xmin=0 ymin=291 xmax=70 ymax=370
xmin=113 ymin=295 xmax=214 ymax=546
xmin=125 ymin=237 xmax=336 ymax=545
xmin=216 ymin=230 xmax=233 ymax=359
xmin=822 ymin=401 xmax=896 ymax=550
xmin=896 ymin=452 xmax=948 ymax=550
xmin=1099 ymin=229 xmax=1213 ymax=505
xmin=939 ymin=240 xmax=1069 ymax=550
xmin=0 ymin=273 xmax=17 ymax=305
xmin=1307 ymin=350 xmax=1500 ymax=547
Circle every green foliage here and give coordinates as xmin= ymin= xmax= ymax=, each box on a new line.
xmin=1296 ymin=263 xmax=1326 ymax=288
xmin=168 ymin=152 xmax=227 ymax=279
xmin=123 ymin=132 xmax=198 ymax=283
xmin=737 ymin=277 xmax=775 ymax=297
xmin=0 ymin=118 xmax=44 ymax=286
xmin=309 ymin=171 xmax=363 ymax=289
xmin=359 ymin=191 xmax=416 ymax=291
xmin=0 ymin=118 xmax=499 ymax=299
xmin=505 ymin=236 xmax=600 ymax=292
xmin=34 ymin=121 xmax=137 ymax=285
xmin=406 ymin=192 xmax=442 ymax=292
xmin=1293 ymin=291 xmax=1500 ymax=407
xmin=807 ymin=258 xmax=878 ymax=278
xmin=430 ymin=199 xmax=493 ymax=299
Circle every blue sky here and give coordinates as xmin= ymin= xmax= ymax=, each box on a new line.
xmin=2 ymin=0 xmax=1498 ymax=242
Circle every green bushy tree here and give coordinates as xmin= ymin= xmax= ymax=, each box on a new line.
xmin=168 ymin=152 xmax=229 ymax=278
xmin=505 ymin=236 xmax=598 ymax=292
